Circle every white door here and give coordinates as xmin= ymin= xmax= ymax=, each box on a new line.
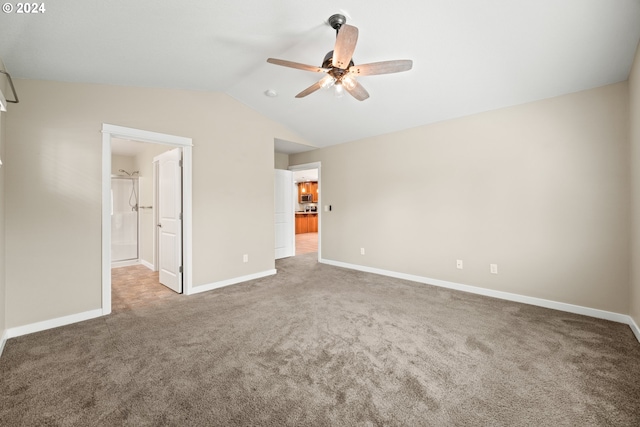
xmin=275 ymin=169 xmax=295 ymax=259
xmin=157 ymin=148 xmax=183 ymax=293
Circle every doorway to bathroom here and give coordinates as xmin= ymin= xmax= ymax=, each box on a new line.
xmin=101 ymin=124 xmax=193 ymax=316
xmin=109 ymin=140 xmax=183 ymax=310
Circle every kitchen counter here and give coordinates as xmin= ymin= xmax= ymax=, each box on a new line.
xmin=295 ymin=211 xmax=318 ymax=214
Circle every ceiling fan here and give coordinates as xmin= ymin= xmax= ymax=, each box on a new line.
xmin=267 ymin=14 xmax=413 ymax=101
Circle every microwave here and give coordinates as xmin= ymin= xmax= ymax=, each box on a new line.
xmin=301 ymin=194 xmax=313 ymax=202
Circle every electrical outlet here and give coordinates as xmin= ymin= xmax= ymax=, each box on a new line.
xmin=360 ymin=248 xmax=365 ymax=255
xmin=243 ymin=254 xmax=249 ymax=263
xmin=490 ymin=264 xmax=498 ymax=274
xmin=456 ymin=260 xmax=463 ymax=270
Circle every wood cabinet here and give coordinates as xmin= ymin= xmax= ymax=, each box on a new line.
xmin=298 ymin=181 xmax=318 ymax=203
xmin=295 ymin=213 xmax=308 ymax=234
xmin=309 ymin=213 xmax=318 ymax=232
xmin=298 ymin=182 xmax=309 ymax=203
xmin=295 ymin=213 xmax=318 ymax=234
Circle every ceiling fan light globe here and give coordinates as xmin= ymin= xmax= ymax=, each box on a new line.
xmin=342 ymin=75 xmax=357 ymax=90
xmin=320 ymin=75 xmax=336 ymax=89
xmin=334 ymin=83 xmax=345 ymax=98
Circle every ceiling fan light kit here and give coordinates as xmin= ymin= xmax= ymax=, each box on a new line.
xmin=267 ymin=14 xmax=413 ymax=101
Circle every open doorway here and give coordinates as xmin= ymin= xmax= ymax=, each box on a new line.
xmin=109 ymin=139 xmax=184 ymax=310
xmin=289 ymin=163 xmax=321 ymax=258
xmin=101 ymin=124 xmax=193 ymax=316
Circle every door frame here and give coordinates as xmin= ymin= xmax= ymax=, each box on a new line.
xmin=101 ymin=124 xmax=193 ymax=315
xmin=288 ymin=161 xmax=321 ymax=261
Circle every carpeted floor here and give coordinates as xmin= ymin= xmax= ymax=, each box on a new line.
xmin=1 ymin=253 xmax=639 ymax=426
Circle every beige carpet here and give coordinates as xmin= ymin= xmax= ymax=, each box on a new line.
xmin=1 ymin=253 xmax=639 ymax=426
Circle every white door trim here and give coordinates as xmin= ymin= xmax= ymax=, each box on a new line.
xmin=101 ymin=124 xmax=193 ymax=315
xmin=288 ymin=162 xmax=321 ymax=261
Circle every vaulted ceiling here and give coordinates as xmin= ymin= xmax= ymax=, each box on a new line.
xmin=1 ymin=1 xmax=639 ymax=153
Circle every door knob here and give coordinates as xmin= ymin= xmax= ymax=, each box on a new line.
xmin=157 ymin=223 xmax=162 ymax=228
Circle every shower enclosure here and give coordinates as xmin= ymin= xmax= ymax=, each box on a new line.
xmin=111 ymin=172 xmax=139 ymax=263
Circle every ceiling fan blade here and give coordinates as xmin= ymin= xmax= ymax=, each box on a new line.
xmin=267 ymin=58 xmax=330 ymax=73
xmin=332 ymin=24 xmax=358 ymax=69
xmin=349 ymin=60 xmax=413 ymax=76
xmin=295 ymin=80 xmax=323 ymax=98
xmin=344 ymin=81 xmax=369 ymax=101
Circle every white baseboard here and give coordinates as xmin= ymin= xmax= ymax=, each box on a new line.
xmin=6 ymin=309 xmax=104 ymax=340
xmin=187 ymin=269 xmax=277 ymax=296
xmin=630 ymin=316 xmax=640 ymax=342
xmin=111 ymin=259 xmax=140 ymax=268
xmin=0 ymin=329 xmax=7 ymax=358
xmin=140 ymin=259 xmax=154 ymax=270
xmin=320 ymin=258 xmax=639 ymax=342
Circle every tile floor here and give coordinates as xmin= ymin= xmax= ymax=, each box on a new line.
xmin=296 ymin=232 xmax=318 ymax=256
xmin=111 ymin=264 xmax=177 ymax=311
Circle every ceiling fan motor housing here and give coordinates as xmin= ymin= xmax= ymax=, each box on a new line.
xmin=322 ymin=51 xmax=354 ymax=75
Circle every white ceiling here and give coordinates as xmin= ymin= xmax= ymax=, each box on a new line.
xmin=1 ymin=1 xmax=639 ymax=154
xmin=293 ymin=169 xmax=319 ymax=183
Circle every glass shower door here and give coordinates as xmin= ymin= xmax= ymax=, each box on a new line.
xmin=111 ymin=178 xmax=138 ymax=262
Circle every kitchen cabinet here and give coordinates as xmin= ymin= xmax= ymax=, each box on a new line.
xmin=298 ymin=182 xmax=310 ymax=203
xmin=308 ymin=213 xmax=318 ymax=232
xmin=298 ymin=181 xmax=318 ymax=203
xmin=295 ymin=213 xmax=318 ymax=234
xmin=295 ymin=213 xmax=308 ymax=234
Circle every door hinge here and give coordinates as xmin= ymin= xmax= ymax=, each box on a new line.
xmin=179 ymin=266 xmax=183 ymax=273
xmin=179 ymin=212 xmax=183 ymax=220
xmin=179 ymin=160 xmax=183 ymax=168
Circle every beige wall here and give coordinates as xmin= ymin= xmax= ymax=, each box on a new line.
xmin=0 ymin=59 xmax=7 ymax=338
xmin=5 ymin=79 xmax=307 ymax=328
xmin=292 ymin=82 xmax=630 ymax=314
xmin=111 ymin=154 xmax=135 ymax=176
xmin=275 ymin=152 xmax=289 ymax=170
xmin=630 ymin=42 xmax=640 ymax=327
